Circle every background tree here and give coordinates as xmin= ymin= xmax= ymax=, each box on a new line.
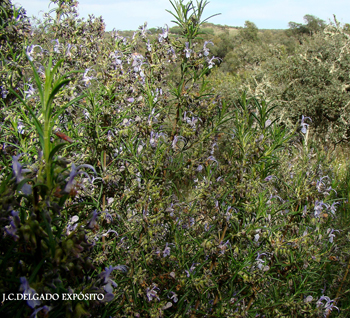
xmin=239 ymin=20 xmax=259 ymax=42
xmin=287 ymin=14 xmax=326 ymax=38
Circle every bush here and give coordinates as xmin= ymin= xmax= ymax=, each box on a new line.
xmin=0 ymin=0 xmax=349 ymax=317
xmin=240 ymin=19 xmax=350 ymax=144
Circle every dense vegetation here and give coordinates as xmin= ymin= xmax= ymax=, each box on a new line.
xmin=0 ymin=0 xmax=350 ymax=317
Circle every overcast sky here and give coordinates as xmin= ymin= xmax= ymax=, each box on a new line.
xmin=16 ymin=0 xmax=349 ymax=31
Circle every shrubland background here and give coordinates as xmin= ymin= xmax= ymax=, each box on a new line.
xmin=1 ymin=0 xmax=350 ymax=317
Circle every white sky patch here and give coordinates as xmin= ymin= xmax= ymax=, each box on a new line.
xmin=16 ymin=0 xmax=350 ymax=31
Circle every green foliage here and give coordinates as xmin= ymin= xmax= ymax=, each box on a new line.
xmin=287 ymin=14 xmax=327 ymax=38
xmin=0 ymin=1 xmax=349 ymax=317
xmin=241 ymin=19 xmax=350 ymax=143
xmin=239 ymin=20 xmax=259 ymax=43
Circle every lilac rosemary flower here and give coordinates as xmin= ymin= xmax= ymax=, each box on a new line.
xmin=163 ymin=243 xmax=171 ymax=257
xmin=168 ymin=46 xmax=176 ymax=61
xmin=327 ymin=228 xmax=339 ymax=243
xmin=207 ymin=56 xmax=221 ymax=69
xmin=185 ymin=263 xmax=199 ymax=277
xmin=316 ymin=176 xmax=329 ymax=192
xmin=329 ymin=201 xmax=340 ymax=215
xmin=256 ymin=252 xmax=267 ymax=270
xmin=19 ymin=277 xmax=41 ymax=308
xmin=24 ymin=83 xmax=35 ymax=99
xmin=64 ymin=163 xmax=97 ymax=193
xmin=301 ymin=115 xmax=312 ymax=134
xmin=172 ymin=135 xmax=186 ymax=150
xmin=87 ymin=210 xmax=99 ymax=229
xmin=82 ymin=68 xmax=95 ymax=87
xmin=225 ymin=206 xmax=235 ymax=221
xmin=4 ymin=220 xmax=19 ymax=240
xmin=139 ymin=22 xmax=149 ymax=37
xmin=265 ymin=119 xmax=272 ymax=128
xmin=66 ymin=215 xmax=79 ymax=235
xmin=146 ymin=284 xmax=160 ymax=301
xmin=302 ymin=205 xmax=308 ymax=217
xmin=314 ymin=200 xmax=329 ymax=218
xmin=158 ymin=24 xmax=169 ymax=42
xmin=218 ymin=240 xmax=230 ymax=254
xmin=203 ymin=41 xmax=213 ymax=56
xmin=150 ymin=131 xmax=158 ymax=148
xmin=12 ymin=155 xmax=32 ymax=195
xmin=1 ymin=86 xmax=9 ymax=98
xmin=17 ymin=120 xmax=25 ymax=134
xmin=52 ymin=39 xmax=60 ymax=53
xmin=132 ymin=53 xmax=144 ymax=72
xmin=111 ymin=50 xmax=123 ymax=67
xmin=210 ymin=142 xmax=217 ymax=155
xmin=168 ymin=291 xmax=178 ymax=303
xmin=65 ymin=44 xmax=75 ymax=58
xmin=149 ymin=131 xmax=165 ymax=148
xmin=101 ymin=229 xmax=118 ymax=238
xmin=254 ymin=233 xmax=260 ymax=242
xmin=207 ymin=155 xmax=218 ymax=166
xmin=267 ymin=194 xmax=283 ymax=205
xmin=26 ymin=45 xmax=42 ymax=61
xmin=316 ymin=295 xmax=339 ymax=317
xmin=99 ymin=265 xmax=128 ymax=295
xmin=146 ymin=39 xmax=152 ymax=52
xmin=4 ymin=211 xmax=20 ymax=241
xmin=183 ymin=111 xmax=202 ymax=129
xmin=102 ymin=210 xmax=114 ymax=223
xmin=184 ymin=42 xmax=192 ymax=58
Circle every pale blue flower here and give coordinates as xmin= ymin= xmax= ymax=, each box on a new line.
xmin=111 ymin=50 xmax=123 ymax=67
xmin=163 ymin=243 xmax=171 ymax=257
xmin=24 ymin=83 xmax=35 ymax=99
xmin=51 ymin=39 xmax=60 ymax=53
xmin=64 ymin=163 xmax=97 ymax=193
xmin=1 ymin=86 xmax=9 ymax=98
xmin=316 ymin=295 xmax=339 ymax=317
xmin=146 ymin=284 xmax=160 ymax=301
xmin=87 ymin=210 xmax=99 ymax=229
xmin=301 ymin=115 xmax=312 ymax=134
xmin=329 ymin=202 xmax=340 ymax=215
xmin=207 ymin=56 xmax=221 ymax=69
xmin=99 ymin=265 xmax=128 ymax=295
xmin=203 ymin=41 xmax=213 ymax=56
xmin=184 ymin=42 xmax=192 ymax=58
xmin=207 ymin=155 xmax=218 ymax=165
xmin=139 ymin=22 xmax=149 ymax=37
xmin=185 ymin=263 xmax=199 ymax=277
xmin=26 ymin=45 xmax=42 ymax=61
xmin=146 ymin=39 xmax=152 ymax=52
xmin=327 ymin=228 xmax=339 ymax=243
xmin=256 ymin=252 xmax=267 ymax=270
xmin=19 ymin=277 xmax=41 ymax=309
xmin=172 ymin=135 xmax=186 ymax=150
xmin=17 ymin=120 xmax=25 ymax=134
xmin=314 ymin=200 xmax=328 ymax=218
xmin=158 ymin=24 xmax=169 ymax=42
xmin=12 ymin=155 xmax=32 ymax=195
xmin=169 ymin=291 xmax=178 ymax=303
xmin=304 ymin=295 xmax=313 ymax=303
